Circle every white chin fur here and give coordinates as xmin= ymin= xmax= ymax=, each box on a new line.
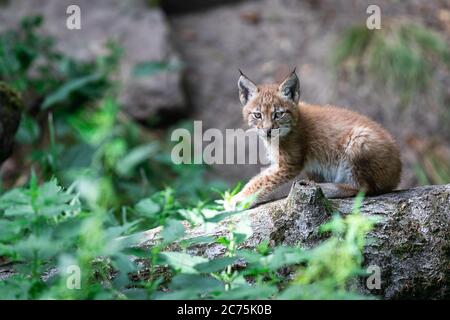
xmin=278 ymin=128 xmax=291 ymax=137
xmin=256 ymin=128 xmax=291 ymax=138
xmin=258 ymin=128 xmax=291 ymax=138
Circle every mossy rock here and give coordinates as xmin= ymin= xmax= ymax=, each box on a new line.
xmin=0 ymin=82 xmax=23 ymax=164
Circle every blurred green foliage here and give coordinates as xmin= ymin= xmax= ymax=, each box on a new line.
xmin=0 ymin=177 xmax=376 ymax=299
xmin=0 ymin=16 xmax=116 ymax=109
xmin=334 ymin=20 xmax=450 ymax=102
xmin=0 ymin=16 xmax=377 ymax=300
xmin=413 ymin=148 xmax=450 ymax=185
xmin=0 ymin=15 xmax=223 ymax=211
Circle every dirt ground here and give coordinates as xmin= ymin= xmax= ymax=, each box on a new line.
xmin=168 ymin=0 xmax=450 ymax=189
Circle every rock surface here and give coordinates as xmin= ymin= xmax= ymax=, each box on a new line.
xmin=0 ymin=0 xmax=186 ymax=122
xmin=138 ymin=181 xmax=450 ymax=299
xmin=160 ymin=0 xmax=247 ymax=14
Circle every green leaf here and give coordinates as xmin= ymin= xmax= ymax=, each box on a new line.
xmin=218 ymin=283 xmax=277 ymax=300
xmin=153 ymin=274 xmax=222 ymax=300
xmin=0 ymin=219 xmax=27 ymax=242
xmin=159 ymin=252 xmax=207 ymax=274
xmin=179 ymin=235 xmax=216 ymax=247
xmin=41 ymin=74 xmax=101 ymax=109
xmin=161 ymin=219 xmax=185 ymax=244
xmin=14 ymin=234 xmax=61 ymax=260
xmin=4 ymin=205 xmax=34 ymax=217
xmin=264 ymin=246 xmax=305 ymax=270
xmin=134 ymin=198 xmax=161 ymax=218
xmin=0 ymin=189 xmax=30 ymax=210
xmin=35 ymin=180 xmax=75 ymax=218
xmin=0 ymin=275 xmax=33 ymax=299
xmin=195 ymin=256 xmax=238 ymax=273
xmin=115 ymin=143 xmax=159 ymax=177
xmin=67 ymin=98 xmax=118 ymax=145
xmin=236 ymin=249 xmax=263 ymax=265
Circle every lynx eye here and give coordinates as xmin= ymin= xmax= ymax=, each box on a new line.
xmin=252 ymin=112 xmax=262 ymax=119
xmin=273 ymin=111 xmax=285 ymax=119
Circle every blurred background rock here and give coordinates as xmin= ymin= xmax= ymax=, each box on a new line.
xmin=1 ymin=0 xmax=449 ymax=193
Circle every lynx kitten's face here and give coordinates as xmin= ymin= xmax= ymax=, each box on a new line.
xmin=238 ymin=71 xmax=300 ymax=139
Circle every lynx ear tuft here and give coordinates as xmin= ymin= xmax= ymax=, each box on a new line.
xmin=238 ymin=70 xmax=258 ymax=106
xmin=278 ymin=69 xmax=300 ymax=103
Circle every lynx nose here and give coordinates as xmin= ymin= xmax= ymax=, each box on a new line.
xmin=265 ymin=129 xmax=272 ymax=138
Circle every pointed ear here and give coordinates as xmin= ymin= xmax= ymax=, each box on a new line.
xmin=278 ymin=69 xmax=300 ymax=103
xmin=238 ymin=70 xmax=258 ymax=106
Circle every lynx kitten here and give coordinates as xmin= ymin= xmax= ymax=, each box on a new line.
xmin=228 ymin=70 xmax=402 ymax=209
